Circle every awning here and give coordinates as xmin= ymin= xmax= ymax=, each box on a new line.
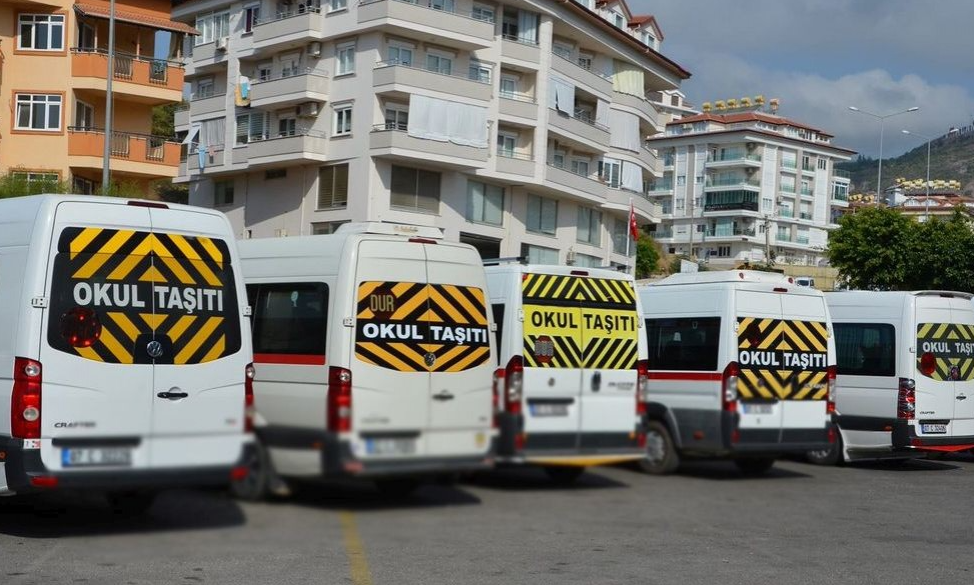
xmin=75 ymin=3 xmax=200 ymax=35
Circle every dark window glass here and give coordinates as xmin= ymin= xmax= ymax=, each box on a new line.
xmin=834 ymin=323 xmax=896 ymax=377
xmin=492 ymin=303 xmax=505 ymax=362
xmin=645 ymin=317 xmax=721 ymax=371
xmin=252 ymin=283 xmax=328 ymax=355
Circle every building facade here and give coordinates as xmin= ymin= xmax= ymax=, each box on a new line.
xmin=646 ymin=108 xmax=855 ymax=267
xmin=171 ymin=0 xmax=688 ymax=266
xmin=0 ymin=0 xmax=189 ymax=194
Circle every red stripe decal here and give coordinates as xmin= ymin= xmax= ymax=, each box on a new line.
xmin=911 ymin=442 xmax=974 ymax=452
xmin=254 ymin=353 xmax=326 ymax=366
xmin=647 ymin=371 xmax=722 ymax=381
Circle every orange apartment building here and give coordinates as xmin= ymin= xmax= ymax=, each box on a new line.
xmin=0 ymin=0 xmax=194 ymax=195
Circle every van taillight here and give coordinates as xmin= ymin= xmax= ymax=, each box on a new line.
xmin=244 ymin=363 xmax=255 ymax=433
xmin=826 ymin=365 xmax=837 ymax=415
xmin=492 ymin=367 xmax=504 ymax=428
xmin=919 ymin=352 xmax=936 ymax=377
xmin=60 ymin=307 xmax=102 ymax=347
xmin=635 ymin=359 xmax=650 ymax=415
xmin=504 ymin=355 xmax=523 ymax=415
xmin=328 ymin=367 xmax=353 ymax=433
xmin=897 ymin=378 xmax=916 ymax=420
xmin=722 ymin=362 xmax=739 ymax=413
xmin=12 ymin=358 xmax=42 ymax=439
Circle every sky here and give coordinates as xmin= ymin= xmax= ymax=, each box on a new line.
xmin=634 ymin=0 xmax=974 ymax=158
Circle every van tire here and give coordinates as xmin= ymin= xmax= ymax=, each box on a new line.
xmin=230 ymin=441 xmax=272 ymax=502
xmin=375 ymin=479 xmax=420 ymax=498
xmin=639 ymin=421 xmax=680 ymax=475
xmin=544 ymin=466 xmax=585 ymax=484
xmin=107 ymin=491 xmax=156 ymax=516
xmin=734 ymin=457 xmax=776 ymax=475
xmin=807 ymin=431 xmax=843 ymax=466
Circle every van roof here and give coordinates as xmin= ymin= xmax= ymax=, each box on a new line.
xmin=646 ymin=270 xmax=792 ymax=287
xmin=334 ymin=222 xmax=444 ymax=239
xmin=827 ymin=290 xmax=974 ymax=306
xmin=484 ymin=263 xmax=634 ymax=281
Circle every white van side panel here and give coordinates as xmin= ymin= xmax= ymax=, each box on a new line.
xmin=948 ymin=298 xmax=974 ymax=436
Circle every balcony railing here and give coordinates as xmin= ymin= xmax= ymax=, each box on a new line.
xmin=799 ymin=212 xmax=814 ymax=220
xmin=780 ymin=184 xmax=796 ymax=193
xmin=501 ymin=33 xmax=539 ymax=46
xmin=779 ymin=208 xmax=795 ymax=218
xmin=651 ymin=230 xmax=674 ymax=239
xmin=374 ymin=61 xmax=491 ymax=85
xmin=71 ymin=48 xmax=183 ymax=91
xmin=499 ymin=90 xmax=536 ymax=103
xmin=832 ymin=191 xmax=849 ymax=201
xmin=705 ymin=227 xmax=756 ymax=238
xmin=704 ymin=201 xmax=760 ymax=212
xmin=496 ymin=148 xmax=534 ymax=160
xmin=706 ymin=177 xmax=760 ymax=188
xmin=707 ymin=152 xmax=762 ymax=163
xmin=833 ymin=169 xmax=851 ymax=179
xmin=68 ymin=127 xmax=179 ymax=165
xmin=551 ymin=51 xmax=611 ymax=82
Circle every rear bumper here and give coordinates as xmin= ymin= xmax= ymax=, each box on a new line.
xmin=495 ymin=413 xmax=644 ymax=466
xmin=0 ymin=437 xmax=254 ymax=495
xmin=891 ymin=421 xmax=974 ymax=451
xmin=724 ymin=412 xmax=831 ymax=455
xmin=322 ymin=434 xmax=495 ymax=479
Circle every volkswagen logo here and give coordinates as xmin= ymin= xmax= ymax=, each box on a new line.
xmin=424 ymin=352 xmax=437 ymax=368
xmin=146 ymin=340 xmax=164 ymax=359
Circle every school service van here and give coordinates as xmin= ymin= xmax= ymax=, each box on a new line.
xmin=0 ymin=195 xmax=254 ymax=511
xmin=235 ymin=223 xmax=495 ymax=497
xmin=486 ymin=264 xmax=647 ymax=483
xmin=637 ymin=271 xmax=835 ymax=475
xmin=808 ymin=291 xmax=974 ymax=464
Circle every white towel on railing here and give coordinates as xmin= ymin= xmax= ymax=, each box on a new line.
xmin=595 ymin=99 xmax=610 ymax=128
xmin=548 ymin=76 xmax=575 ymax=114
xmin=610 ymin=110 xmax=641 ymax=151
xmin=408 ymin=94 xmax=488 ymax=148
xmin=621 ymin=161 xmax=643 ymax=192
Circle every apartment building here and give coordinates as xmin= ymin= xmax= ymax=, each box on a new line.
xmin=646 ymin=105 xmax=855 ymax=267
xmin=0 ymin=0 xmax=190 ymax=194
xmin=171 ymin=0 xmax=689 ymax=267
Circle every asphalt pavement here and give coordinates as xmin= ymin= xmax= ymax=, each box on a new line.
xmin=2 ymin=455 xmax=974 ymax=584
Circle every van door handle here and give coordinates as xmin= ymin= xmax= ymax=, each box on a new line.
xmin=433 ymin=391 xmax=455 ymax=402
xmin=958 ymin=395 xmax=968 ymax=401
xmin=591 ymin=372 xmax=602 ymax=392
xmin=157 ymin=391 xmax=189 ymax=400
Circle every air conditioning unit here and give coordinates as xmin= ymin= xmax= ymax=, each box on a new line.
xmin=307 ymin=42 xmax=322 ymax=58
xmin=215 ymin=37 xmax=228 ymax=51
xmin=298 ymin=102 xmax=319 ymax=117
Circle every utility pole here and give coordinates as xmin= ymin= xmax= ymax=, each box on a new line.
xmin=763 ymin=214 xmax=772 ymax=265
xmin=101 ymin=0 xmax=116 ymax=195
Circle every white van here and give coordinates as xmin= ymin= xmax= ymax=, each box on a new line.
xmin=808 ymin=291 xmax=974 ymax=464
xmin=637 ymin=270 xmax=836 ymax=475
xmin=235 ymin=223 xmax=495 ymax=497
xmin=485 ymin=264 xmax=647 ymax=483
xmin=0 ymin=195 xmax=254 ymax=511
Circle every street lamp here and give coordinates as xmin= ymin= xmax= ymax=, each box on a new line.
xmin=901 ymin=129 xmax=933 ymax=221
xmin=848 ymin=105 xmax=919 ymax=202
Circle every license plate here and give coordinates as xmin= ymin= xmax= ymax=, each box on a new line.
xmin=742 ymin=404 xmax=773 ymax=415
xmin=921 ymin=423 xmax=948 ymax=434
xmin=61 ymin=447 xmax=132 ymax=468
xmin=530 ymin=403 xmax=569 ymax=417
xmin=365 ymin=438 xmax=416 ymax=456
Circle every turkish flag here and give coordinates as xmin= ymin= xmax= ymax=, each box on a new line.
xmin=629 ymin=201 xmax=639 ymax=241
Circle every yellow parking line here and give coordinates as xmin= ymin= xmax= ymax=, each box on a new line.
xmin=339 ymin=511 xmax=373 ymax=585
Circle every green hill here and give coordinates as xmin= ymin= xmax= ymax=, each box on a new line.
xmin=837 ymin=123 xmax=974 ymax=195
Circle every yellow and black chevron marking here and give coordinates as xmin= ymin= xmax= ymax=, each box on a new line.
xmin=521 ymin=274 xmax=638 ymax=370
xmin=737 ymin=317 xmax=829 ymax=400
xmin=917 ymin=322 xmax=974 ymax=381
xmin=354 ymin=281 xmax=491 ymax=373
xmin=47 ymin=227 xmax=239 ymax=365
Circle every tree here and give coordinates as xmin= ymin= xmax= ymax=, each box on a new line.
xmin=0 ymin=171 xmax=69 ymax=199
xmin=910 ymin=210 xmax=974 ymax=292
xmin=635 ymin=234 xmax=659 ymax=279
xmin=151 ymin=102 xmax=181 ymax=138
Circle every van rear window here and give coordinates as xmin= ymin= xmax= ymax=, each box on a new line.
xmin=834 ymin=323 xmax=895 ymax=377
xmin=645 ymin=317 xmax=721 ymax=371
xmin=249 ymin=283 xmax=328 ymax=357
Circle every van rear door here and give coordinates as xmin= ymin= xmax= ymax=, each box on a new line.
xmin=424 ymin=243 xmax=493 ymax=458
xmin=778 ymin=293 xmax=831 ymax=437
xmin=735 ymin=290 xmax=786 ymax=437
xmin=914 ymin=295 xmax=973 ymax=439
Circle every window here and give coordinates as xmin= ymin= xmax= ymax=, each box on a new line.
xmin=249 ymin=283 xmax=329 ymax=356
xmin=333 ymin=105 xmax=352 ymax=136
xmin=499 ymin=75 xmax=518 ymax=99
xmin=195 ymin=76 xmax=216 ymax=99
xmin=12 ymin=171 xmax=59 ymax=187
xmin=257 ymin=62 xmax=272 ymax=81
xmin=695 ymin=175 xmax=704 ymax=185
xmin=521 ymin=244 xmax=558 ymax=265
xmin=577 ymin=207 xmax=601 ymax=245
xmin=526 ymin=194 xmax=557 ymax=235
xmin=469 ymin=62 xmax=491 ymax=83
xmin=835 ymin=323 xmax=896 ymax=377
xmin=645 ymin=317 xmax=721 ymax=371
xmin=329 ymin=0 xmax=348 ymax=12
xmin=601 ymin=159 xmax=621 ymax=188
xmin=78 ymin=22 xmax=95 ymax=50
xmin=74 ymin=100 xmax=94 ymax=129
xmin=384 ymin=104 xmax=408 ymax=131
xmin=713 ymin=246 xmax=731 ymax=258
xmin=15 ymin=94 xmax=61 ymax=131
xmin=496 ymin=133 xmax=516 ymax=157
xmin=195 ymin=11 xmax=230 ymax=45
xmin=571 ymin=157 xmax=590 ymax=176
xmin=552 ymin=41 xmax=573 ymax=60
xmin=502 ymin=9 xmax=519 ymax=38
xmin=73 ymin=176 xmax=95 ymax=195
xmin=818 ymin=158 xmax=828 ymax=170
xmin=214 ymin=180 xmax=234 ymax=206
xmin=467 ymin=180 xmax=504 ymax=225
xmin=642 ymin=32 xmax=656 ymax=48
xmin=336 ymin=43 xmax=355 ymax=75
xmin=614 ymin=14 xmax=625 ymax=28
xmin=18 ymin=14 xmax=64 ymax=51
xmin=318 ymin=164 xmax=349 ymax=209
xmin=387 ymin=44 xmax=413 ymax=66
xmin=391 ymin=165 xmax=440 ymax=212
xmin=551 ymin=150 xmax=566 ymax=168
xmin=612 ymin=219 xmax=633 ymax=255
xmin=429 ymin=0 xmax=455 ymax=11
xmin=574 ymin=253 xmax=601 ymax=268
xmin=280 ymin=53 xmax=300 ymax=77
xmin=236 ymin=111 xmax=268 ymax=145
xmin=312 ymin=221 xmax=349 ymax=235
xmin=278 ymin=115 xmax=297 ymax=137
xmin=472 ymin=4 xmax=495 ymax=22
xmin=577 ymin=52 xmax=593 ymax=70
xmin=426 ymin=53 xmax=452 ymax=75
xmin=676 ymin=175 xmax=686 ymax=186
xmin=244 ymin=5 xmax=260 ymax=33
xmin=265 ymin=168 xmax=287 ymax=180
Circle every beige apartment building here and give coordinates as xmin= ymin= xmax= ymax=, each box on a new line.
xmin=0 ymin=0 xmax=189 ymax=194
xmin=171 ymin=0 xmax=689 ymax=266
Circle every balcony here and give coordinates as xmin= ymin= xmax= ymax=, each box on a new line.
xmin=704 ymin=199 xmax=759 ymax=213
xmin=499 ymin=94 xmax=539 ymax=120
xmin=71 ymin=49 xmax=184 ymax=104
xmin=189 ymin=92 xmax=227 ymax=117
xmin=778 ymin=208 xmax=795 ymax=218
xmin=245 ymin=131 xmax=328 ymax=168
xmin=358 ymin=0 xmax=495 ymax=48
xmin=374 ymin=62 xmax=492 ymax=102
xmin=706 ymin=152 xmax=762 ymax=168
xmin=68 ymin=128 xmax=179 ymax=178
xmin=605 ymin=188 xmax=661 ymax=222
xmin=544 ymin=164 xmax=606 ymax=201
xmin=705 ymin=177 xmax=761 ymax=191
xmin=249 ymin=71 xmax=330 ymax=108
xmin=252 ymin=8 xmax=323 ymax=52
xmin=370 ymin=126 xmax=488 ymax=168
xmin=650 ymin=229 xmax=674 ymax=239
xmin=550 ymin=52 xmax=611 ymax=98
xmin=799 ymin=211 xmax=814 ymax=220
xmin=704 ymin=226 xmax=756 ymax=239
xmin=833 ymin=169 xmax=852 ymax=180
xmin=548 ymin=108 xmax=609 ymax=149
xmin=495 ymin=151 xmax=535 ymax=176
xmin=501 ymin=35 xmax=540 ymax=65
xmin=647 ymin=179 xmax=673 ymax=194
xmin=612 ymin=92 xmax=660 ymax=130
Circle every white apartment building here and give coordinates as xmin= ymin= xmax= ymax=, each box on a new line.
xmin=170 ymin=0 xmax=689 ymax=267
xmin=646 ymin=109 xmax=855 ymax=267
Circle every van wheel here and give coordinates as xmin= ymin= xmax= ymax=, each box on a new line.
xmin=375 ymin=479 xmax=420 ymax=498
xmin=639 ymin=421 xmax=679 ymax=475
xmin=230 ymin=441 xmax=272 ymax=502
xmin=735 ymin=457 xmax=776 ymax=475
xmin=807 ymin=431 xmax=843 ymax=466
xmin=544 ymin=466 xmax=585 ymax=485
xmin=107 ymin=491 xmax=156 ymax=516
